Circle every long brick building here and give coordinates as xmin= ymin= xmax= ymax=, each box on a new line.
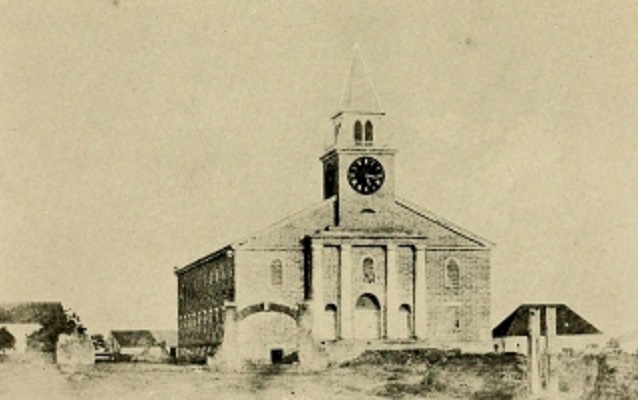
xmin=175 ymin=49 xmax=493 ymax=364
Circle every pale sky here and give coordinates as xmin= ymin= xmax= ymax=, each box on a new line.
xmin=1 ymin=1 xmax=636 ymax=337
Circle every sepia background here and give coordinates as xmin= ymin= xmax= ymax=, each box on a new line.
xmin=0 ymin=1 xmax=636 ymax=339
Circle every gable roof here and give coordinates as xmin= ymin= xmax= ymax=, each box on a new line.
xmin=395 ymin=197 xmax=494 ymax=248
xmin=111 ymin=330 xmax=158 ymax=348
xmin=150 ymin=330 xmax=177 ymax=348
xmin=0 ymin=302 xmax=65 ymax=324
xmin=492 ymin=304 xmax=602 ymax=338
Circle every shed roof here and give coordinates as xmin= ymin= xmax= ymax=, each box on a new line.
xmin=111 ymin=330 xmax=158 ymax=348
xmin=492 ymin=304 xmax=602 ymax=338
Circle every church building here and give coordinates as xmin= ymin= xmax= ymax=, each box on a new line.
xmin=175 ymin=49 xmax=493 ymax=364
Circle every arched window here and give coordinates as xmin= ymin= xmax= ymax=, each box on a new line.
xmin=354 ymin=120 xmax=363 ymax=145
xmin=445 ymin=258 xmax=460 ymax=288
xmin=365 ymin=121 xmax=374 ymax=145
xmin=271 ymin=259 xmax=283 ymax=286
xmin=362 ymin=257 xmax=375 ymax=284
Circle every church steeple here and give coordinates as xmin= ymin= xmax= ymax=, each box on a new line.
xmin=331 ymin=46 xmax=388 ymax=150
xmin=322 ymin=47 xmax=397 ymax=228
xmin=339 ymin=45 xmax=384 ymax=114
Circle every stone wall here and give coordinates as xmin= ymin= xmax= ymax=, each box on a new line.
xmin=56 ymin=334 xmax=94 ymax=365
xmin=425 ymin=248 xmax=490 ymax=347
xmin=234 ymin=249 xmax=305 ymax=310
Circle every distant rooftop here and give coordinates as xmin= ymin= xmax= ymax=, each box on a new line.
xmin=492 ymin=303 xmax=602 ymax=338
xmin=0 ymin=302 xmax=65 ymax=324
xmin=110 ymin=330 xmax=158 ymax=348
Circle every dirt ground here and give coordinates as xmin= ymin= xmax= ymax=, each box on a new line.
xmin=0 ymin=360 xmax=423 ymax=400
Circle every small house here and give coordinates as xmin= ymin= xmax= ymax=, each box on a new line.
xmin=0 ymin=302 xmax=65 ymax=354
xmin=109 ymin=330 xmax=172 ymax=362
xmin=492 ymin=304 xmax=605 ymax=355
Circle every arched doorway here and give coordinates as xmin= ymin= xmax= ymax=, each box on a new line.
xmin=235 ymin=302 xmax=299 ymax=363
xmin=354 ymin=293 xmax=381 ymax=339
xmin=398 ymin=304 xmax=412 ymax=339
xmin=325 ymin=304 xmax=338 ymax=340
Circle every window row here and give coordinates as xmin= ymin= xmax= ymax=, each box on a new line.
xmin=178 ymin=267 xmax=232 ymax=300
xmin=268 ymin=256 xmax=462 ymax=289
xmin=179 ymin=308 xmax=224 ymax=330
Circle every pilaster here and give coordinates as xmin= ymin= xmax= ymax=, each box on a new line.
xmin=385 ymin=243 xmax=399 ymax=338
xmin=311 ymin=242 xmax=324 ymax=338
xmin=340 ymin=243 xmax=353 ymax=339
xmin=414 ymin=245 xmax=427 ymax=339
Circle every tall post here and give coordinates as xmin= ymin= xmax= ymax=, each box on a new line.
xmin=386 ymin=243 xmax=398 ymax=339
xmin=340 ymin=243 xmax=353 ymax=339
xmin=528 ymin=308 xmax=541 ymax=395
xmin=311 ymin=242 xmax=324 ymax=339
xmin=414 ymin=246 xmax=427 ymax=339
xmin=546 ymin=306 xmax=558 ymax=393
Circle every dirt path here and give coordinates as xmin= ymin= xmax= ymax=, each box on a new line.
xmin=0 ymin=362 xmax=388 ymax=400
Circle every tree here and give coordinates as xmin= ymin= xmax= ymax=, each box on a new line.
xmin=91 ymin=334 xmax=107 ymax=351
xmin=0 ymin=327 xmax=16 ymax=354
xmin=27 ymin=308 xmax=87 ymax=352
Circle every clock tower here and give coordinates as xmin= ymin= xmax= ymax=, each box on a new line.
xmin=321 ymin=47 xmax=397 ymax=229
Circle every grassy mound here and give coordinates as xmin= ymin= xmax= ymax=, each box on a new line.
xmin=340 ymin=349 xmax=527 ymax=399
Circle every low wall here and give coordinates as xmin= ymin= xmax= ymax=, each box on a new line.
xmin=56 ymin=334 xmax=94 ymax=365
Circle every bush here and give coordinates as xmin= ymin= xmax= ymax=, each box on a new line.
xmin=0 ymin=327 xmax=15 ymax=353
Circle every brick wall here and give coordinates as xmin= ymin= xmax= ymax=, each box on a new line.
xmin=177 ymin=251 xmax=234 ymax=349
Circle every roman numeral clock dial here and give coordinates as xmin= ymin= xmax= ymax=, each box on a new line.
xmin=347 ymin=156 xmax=385 ymax=195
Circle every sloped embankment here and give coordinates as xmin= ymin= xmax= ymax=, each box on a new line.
xmin=340 ymin=349 xmax=528 ymax=399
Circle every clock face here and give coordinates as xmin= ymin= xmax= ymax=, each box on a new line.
xmin=347 ymin=157 xmax=385 ymax=195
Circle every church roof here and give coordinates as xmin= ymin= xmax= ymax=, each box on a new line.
xmin=492 ymin=304 xmax=602 ymax=338
xmin=395 ymin=197 xmax=494 ymax=248
xmin=338 ymin=45 xmax=384 ymax=114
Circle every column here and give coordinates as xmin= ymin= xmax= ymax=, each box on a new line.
xmin=385 ymin=243 xmax=399 ymax=339
xmin=222 ymin=302 xmax=240 ymax=371
xmin=528 ymin=308 xmax=541 ymax=395
xmin=311 ymin=242 xmax=324 ymax=339
xmin=414 ymin=246 xmax=428 ymax=339
xmin=340 ymin=243 xmax=353 ymax=339
xmin=546 ymin=306 xmax=558 ymax=393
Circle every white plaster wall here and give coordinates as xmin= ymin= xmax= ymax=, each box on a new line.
xmin=0 ymin=323 xmax=40 ymax=353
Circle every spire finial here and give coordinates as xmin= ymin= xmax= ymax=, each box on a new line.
xmin=338 ymin=44 xmax=383 ymax=114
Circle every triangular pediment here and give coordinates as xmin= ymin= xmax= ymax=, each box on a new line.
xmin=233 ymin=198 xmax=336 ymax=249
xmin=386 ymin=198 xmax=493 ymax=248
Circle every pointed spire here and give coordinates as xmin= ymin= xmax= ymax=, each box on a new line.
xmin=339 ymin=45 xmax=384 ymax=114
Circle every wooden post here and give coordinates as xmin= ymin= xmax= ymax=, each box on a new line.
xmin=546 ymin=306 xmax=558 ymax=393
xmin=528 ymin=308 xmax=541 ymax=395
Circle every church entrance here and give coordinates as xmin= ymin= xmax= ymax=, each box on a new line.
xmin=354 ymin=293 xmax=381 ymax=339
